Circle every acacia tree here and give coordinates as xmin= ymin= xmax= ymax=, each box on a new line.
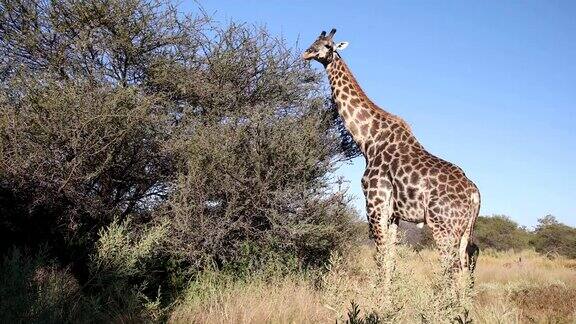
xmin=0 ymin=0 xmax=361 ymax=294
xmin=157 ymin=24 xmax=363 ymax=270
xmin=0 ymin=0 xmax=187 ymax=277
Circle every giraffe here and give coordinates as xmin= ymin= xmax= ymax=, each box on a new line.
xmin=303 ymin=29 xmax=480 ymax=274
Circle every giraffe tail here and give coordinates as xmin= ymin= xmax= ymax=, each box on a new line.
xmin=459 ymin=191 xmax=480 ymax=272
xmin=466 ymin=191 xmax=481 ymax=272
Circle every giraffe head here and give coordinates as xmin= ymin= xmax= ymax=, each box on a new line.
xmin=302 ymin=28 xmax=348 ymax=64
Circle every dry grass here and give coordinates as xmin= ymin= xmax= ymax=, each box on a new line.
xmin=169 ymin=246 xmax=576 ymax=323
xmin=472 ymin=249 xmax=576 ymax=324
xmin=169 ymin=274 xmax=331 ymax=323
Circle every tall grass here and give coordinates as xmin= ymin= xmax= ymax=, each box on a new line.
xmin=169 ymin=246 xmax=576 ymax=323
xmin=169 ymin=271 xmax=331 ymax=323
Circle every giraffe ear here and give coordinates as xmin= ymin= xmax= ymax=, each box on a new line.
xmin=335 ymin=42 xmax=349 ymax=50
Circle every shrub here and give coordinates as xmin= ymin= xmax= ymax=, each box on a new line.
xmin=156 ymin=21 xmax=363 ymax=272
xmin=531 ymin=215 xmax=576 ymax=259
xmin=345 ymin=301 xmax=382 ymax=324
xmin=0 ymin=247 xmax=98 ymax=323
xmin=322 ymin=246 xmax=473 ymax=324
xmin=84 ymin=218 xmax=169 ymax=321
xmin=474 ymin=215 xmax=531 ymax=251
xmin=0 ymin=0 xmax=180 ymax=275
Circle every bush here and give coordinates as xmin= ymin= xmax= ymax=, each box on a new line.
xmin=153 ymin=21 xmax=363 ymax=272
xmin=0 ymin=0 xmax=181 ymax=278
xmin=531 ymin=215 xmax=576 ymax=259
xmin=0 ymin=247 xmax=98 ymax=323
xmin=0 ymin=220 xmax=170 ymax=323
xmin=84 ymin=218 xmax=169 ymax=321
xmin=474 ymin=215 xmax=531 ymax=251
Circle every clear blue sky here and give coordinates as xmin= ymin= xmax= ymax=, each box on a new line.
xmin=185 ymin=1 xmax=576 ymax=228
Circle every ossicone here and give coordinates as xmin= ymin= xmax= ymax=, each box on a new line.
xmin=328 ymin=28 xmax=337 ymax=38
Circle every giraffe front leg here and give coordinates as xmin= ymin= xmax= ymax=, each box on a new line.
xmin=362 ymin=171 xmax=396 ymax=285
xmin=362 ymin=171 xmax=395 ymax=251
xmin=387 ymin=216 xmax=399 ymax=256
xmin=365 ymin=194 xmax=396 ymax=287
xmin=365 ymin=199 xmax=388 ymax=250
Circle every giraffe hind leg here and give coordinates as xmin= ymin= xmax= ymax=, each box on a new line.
xmin=460 ymin=212 xmax=479 ymax=273
xmin=430 ymin=224 xmax=460 ymax=272
xmin=466 ymin=242 xmax=479 ymax=273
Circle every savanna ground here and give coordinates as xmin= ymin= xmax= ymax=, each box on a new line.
xmin=170 ymin=246 xmax=576 ymax=324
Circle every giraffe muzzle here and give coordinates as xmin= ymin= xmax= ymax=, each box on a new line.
xmin=302 ymin=51 xmax=315 ymax=60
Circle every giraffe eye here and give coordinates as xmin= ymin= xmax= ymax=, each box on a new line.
xmin=324 ymin=44 xmax=331 ymax=49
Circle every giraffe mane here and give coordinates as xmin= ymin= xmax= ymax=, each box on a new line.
xmin=370 ymin=102 xmax=413 ymax=133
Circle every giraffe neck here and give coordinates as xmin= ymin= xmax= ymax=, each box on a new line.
xmin=325 ymin=56 xmax=407 ymax=156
